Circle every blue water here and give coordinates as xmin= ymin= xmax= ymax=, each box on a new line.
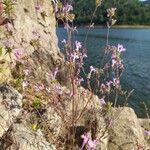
xmin=57 ymin=27 xmax=150 ymax=117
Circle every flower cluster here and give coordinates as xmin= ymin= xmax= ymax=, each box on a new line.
xmin=111 ymin=44 xmax=126 ymax=69
xmin=35 ymin=4 xmax=43 ymax=13
xmin=14 ymin=48 xmax=23 ymax=60
xmin=30 ymin=67 xmax=62 ymax=94
xmin=62 ymin=3 xmax=73 ymax=13
xmin=99 ymin=96 xmax=106 ymax=106
xmin=81 ymin=133 xmax=98 ymax=150
xmin=100 ymin=78 xmax=120 ymax=94
xmin=34 ymin=84 xmax=44 ymax=91
xmin=52 ymin=1 xmax=75 ymax=22
xmin=62 ymin=39 xmax=87 ymax=64
xmin=75 ymin=41 xmax=82 ymax=51
xmin=5 ymin=22 xmax=13 ymax=32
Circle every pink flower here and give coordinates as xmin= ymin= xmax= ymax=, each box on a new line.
xmin=90 ymin=66 xmax=96 ymax=73
xmin=71 ymin=52 xmax=79 ymax=62
xmin=72 ymin=52 xmax=79 ymax=61
xmin=81 ymin=133 xmax=90 ymax=149
xmin=131 ymin=147 xmax=144 ymax=150
xmin=34 ymin=84 xmax=44 ymax=91
xmin=35 ymin=4 xmax=43 ymax=12
xmin=117 ymin=44 xmax=126 ymax=53
xmin=112 ymin=59 xmax=116 ymax=67
xmin=111 ymin=53 xmax=116 ymax=59
xmin=63 ymin=3 xmax=73 ymax=12
xmin=113 ymin=78 xmax=120 ymax=88
xmin=22 ymin=80 xmax=29 ymax=88
xmin=75 ymin=41 xmax=82 ymax=51
xmin=53 ymin=85 xmax=62 ymax=95
xmin=5 ymin=22 xmax=13 ymax=32
xmin=99 ymin=97 xmax=106 ymax=105
xmin=32 ymin=30 xmax=40 ymax=38
xmin=83 ymin=53 xmax=88 ymax=58
xmin=38 ymin=84 xmax=44 ymax=90
xmin=14 ymin=48 xmax=23 ymax=59
xmin=54 ymin=6 xmax=58 ymax=13
xmin=77 ymin=78 xmax=84 ymax=85
xmin=145 ymin=130 xmax=150 ymax=135
xmin=81 ymin=133 xmax=98 ymax=150
xmin=24 ymin=69 xmax=30 ymax=76
xmin=88 ymin=139 xmax=97 ymax=150
xmin=106 ymin=81 xmax=113 ymax=86
xmin=61 ymin=39 xmax=66 ymax=44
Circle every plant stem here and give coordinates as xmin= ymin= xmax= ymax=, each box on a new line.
xmin=84 ymin=6 xmax=99 ymax=47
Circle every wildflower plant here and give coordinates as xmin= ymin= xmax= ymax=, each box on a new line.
xmin=1 ymin=0 xmax=128 ymax=149
xmin=51 ymin=0 xmax=137 ymax=149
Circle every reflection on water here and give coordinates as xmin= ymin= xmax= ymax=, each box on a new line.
xmin=57 ymin=27 xmax=150 ymax=117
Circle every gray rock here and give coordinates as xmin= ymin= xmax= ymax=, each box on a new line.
xmin=0 ymin=84 xmax=22 ymax=138
xmin=0 ymin=122 xmax=55 ymax=150
xmin=107 ymin=107 xmax=148 ymax=150
xmin=139 ymin=119 xmax=150 ymax=149
xmin=46 ymin=107 xmax=62 ymax=139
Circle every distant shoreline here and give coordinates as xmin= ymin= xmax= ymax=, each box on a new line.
xmin=112 ymin=25 xmax=150 ymax=29
xmin=79 ymin=24 xmax=150 ymax=29
xmin=58 ymin=24 xmax=150 ymax=29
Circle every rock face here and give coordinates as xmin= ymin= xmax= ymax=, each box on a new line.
xmin=0 ymin=0 xmax=63 ymax=83
xmin=0 ymin=84 xmax=22 ymax=137
xmin=139 ymin=119 xmax=150 ymax=148
xmin=108 ymin=107 xmax=148 ymax=150
xmin=0 ymin=122 xmax=55 ymax=150
xmin=0 ymin=85 xmax=149 ymax=150
xmin=12 ymin=0 xmax=63 ymax=64
xmin=0 ymin=84 xmax=55 ymax=150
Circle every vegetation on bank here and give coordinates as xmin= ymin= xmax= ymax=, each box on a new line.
xmin=72 ymin=0 xmax=150 ymax=25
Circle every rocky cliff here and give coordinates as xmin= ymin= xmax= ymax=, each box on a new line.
xmin=0 ymin=0 xmax=63 ymax=83
xmin=0 ymin=0 xmax=149 ymax=150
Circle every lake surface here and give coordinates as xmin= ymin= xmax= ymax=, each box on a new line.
xmin=57 ymin=27 xmax=150 ymax=117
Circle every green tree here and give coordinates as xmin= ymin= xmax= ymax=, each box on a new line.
xmin=72 ymin=0 xmax=150 ymax=25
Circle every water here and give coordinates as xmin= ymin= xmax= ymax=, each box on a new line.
xmin=57 ymin=27 xmax=150 ymax=117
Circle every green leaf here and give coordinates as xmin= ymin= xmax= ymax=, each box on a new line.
xmin=0 ymin=47 xmax=3 ymax=56
xmin=5 ymin=47 xmax=12 ymax=55
xmin=32 ymin=98 xmax=41 ymax=109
